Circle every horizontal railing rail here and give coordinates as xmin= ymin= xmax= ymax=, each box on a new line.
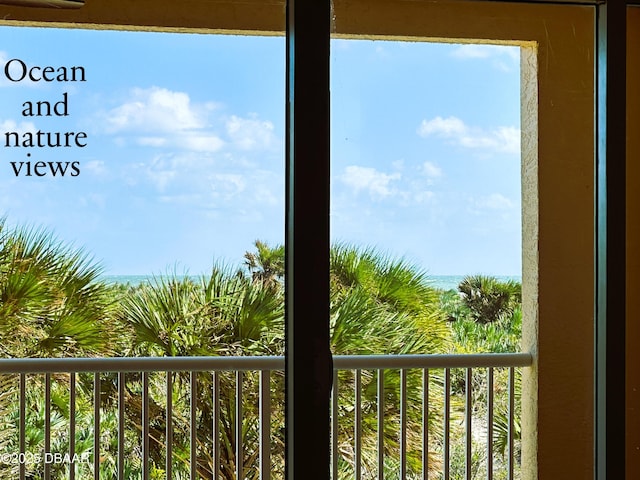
xmin=0 ymin=352 xmax=532 ymax=373
xmin=333 ymin=352 xmax=533 ymax=369
xmin=0 ymin=355 xmax=285 ymax=373
xmin=0 ymin=353 xmax=533 ymax=480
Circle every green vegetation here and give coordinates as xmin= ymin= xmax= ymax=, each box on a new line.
xmin=0 ymin=219 xmax=116 ymax=358
xmin=441 ymin=274 xmax=522 ymax=354
xmin=440 ymin=275 xmax=523 ymax=479
xmin=0 ymin=223 xmax=524 ymax=479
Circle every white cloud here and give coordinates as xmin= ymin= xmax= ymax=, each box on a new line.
xmin=152 ymin=166 xmax=282 ymax=223
xmin=92 ymin=89 xmax=283 ymax=216
xmin=417 ymin=116 xmax=520 ymax=155
xmin=101 ymin=88 xmax=281 ymax=156
xmin=209 ymin=173 xmax=246 ymax=197
xmin=391 ymin=159 xmax=405 ymax=171
xmin=467 ymin=193 xmax=517 ymax=225
xmin=332 ymin=40 xmax=351 ymax=51
xmin=158 ymin=193 xmax=204 ymax=206
xmin=1 ymin=119 xmax=37 ymax=137
xmin=101 ymin=87 xmax=225 ymax=153
xmin=119 ymin=150 xmax=283 ymax=218
xmin=421 ymin=161 xmax=442 ymax=179
xmin=340 ymin=165 xmax=401 ymax=199
xmin=147 ymin=168 xmax=177 ymax=192
xmin=226 ymin=114 xmax=277 ymax=151
xmin=138 ymin=137 xmax=167 ymax=148
xmin=136 ymin=132 xmax=223 ymax=153
xmin=335 ymin=162 xmax=441 ymax=207
xmin=452 ymin=44 xmax=499 ymax=59
xmin=253 ymin=183 xmax=280 ymax=206
xmin=128 ymin=153 xmax=206 ymax=192
xmin=450 ymin=44 xmax=519 ymax=71
xmin=179 ymin=134 xmax=225 ymax=153
xmin=413 ymin=191 xmax=435 ymax=203
xmin=474 ymin=193 xmax=514 ymax=210
xmin=106 ymin=87 xmax=206 ymax=133
xmin=494 ymin=127 xmax=520 ymax=152
xmin=418 ymin=116 xmax=466 ymax=137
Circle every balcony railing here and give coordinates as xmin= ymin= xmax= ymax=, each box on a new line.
xmin=0 ymin=353 xmax=532 ymax=480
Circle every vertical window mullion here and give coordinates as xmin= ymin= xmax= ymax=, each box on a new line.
xmin=595 ymin=2 xmax=627 ymax=480
xmin=285 ymin=0 xmax=332 ymax=480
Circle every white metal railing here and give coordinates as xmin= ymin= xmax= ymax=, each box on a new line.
xmin=0 ymin=353 xmax=532 ymax=480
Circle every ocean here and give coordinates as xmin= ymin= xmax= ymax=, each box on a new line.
xmin=101 ymin=274 xmax=522 ymax=291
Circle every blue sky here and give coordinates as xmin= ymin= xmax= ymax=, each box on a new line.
xmin=0 ymin=28 xmax=520 ymax=276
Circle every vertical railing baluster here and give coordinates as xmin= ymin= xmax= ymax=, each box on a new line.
xmin=212 ymin=371 xmax=220 ymax=480
xmin=508 ymin=367 xmax=515 ymax=480
xmin=331 ymin=369 xmax=338 ymax=479
xmin=444 ymin=368 xmax=451 ymax=480
xmin=142 ymin=372 xmax=149 ymax=480
xmin=94 ymin=373 xmax=101 ymax=480
xmin=355 ymin=369 xmax=362 ymax=480
xmin=118 ymin=372 xmax=125 ymax=480
xmin=166 ymin=372 xmax=173 ymax=480
xmin=465 ymin=368 xmax=473 ymax=480
xmin=70 ymin=373 xmax=76 ymax=480
xmin=422 ymin=369 xmax=429 ymax=480
xmin=487 ymin=368 xmax=494 ymax=480
xmin=260 ymin=370 xmax=271 ymax=480
xmin=19 ymin=373 xmax=26 ymax=480
xmin=190 ymin=371 xmax=197 ymax=480
xmin=400 ymin=369 xmax=407 ymax=480
xmin=44 ymin=373 xmax=51 ymax=480
xmin=377 ymin=369 xmax=384 ymax=480
xmin=235 ymin=371 xmax=243 ymax=480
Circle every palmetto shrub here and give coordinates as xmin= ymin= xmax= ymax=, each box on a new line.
xmin=0 ymin=219 xmax=117 ymax=358
xmin=1 ymin=224 xmax=523 ymax=479
xmin=457 ymin=275 xmax=521 ymax=325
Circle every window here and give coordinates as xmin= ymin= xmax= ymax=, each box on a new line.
xmin=330 ymin=1 xmax=594 ymax=477
xmin=0 ymin=0 xmax=627 ymax=478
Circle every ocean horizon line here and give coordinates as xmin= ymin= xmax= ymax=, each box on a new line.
xmin=100 ymin=273 xmax=523 ymax=291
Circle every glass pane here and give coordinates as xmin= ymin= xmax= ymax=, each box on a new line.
xmin=330 ymin=38 xmax=522 ymax=478
xmin=0 ymin=26 xmax=285 ymax=478
xmin=0 ymin=29 xmax=284 ymax=278
xmin=331 ymin=39 xmax=521 ymax=346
